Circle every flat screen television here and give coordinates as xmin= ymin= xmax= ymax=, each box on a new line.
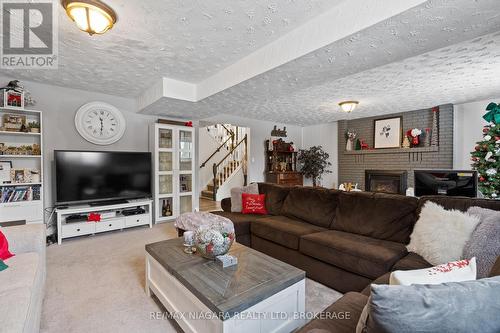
xmin=414 ymin=170 xmax=477 ymax=198
xmin=55 ymin=150 xmax=152 ymax=206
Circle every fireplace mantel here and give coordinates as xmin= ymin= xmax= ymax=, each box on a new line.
xmin=344 ymin=146 xmax=438 ymax=155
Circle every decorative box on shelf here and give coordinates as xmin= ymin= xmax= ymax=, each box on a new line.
xmin=0 ymin=89 xmax=24 ymax=109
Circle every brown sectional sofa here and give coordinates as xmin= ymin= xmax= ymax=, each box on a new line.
xmin=214 ymin=183 xmax=426 ymax=292
xmin=207 ymin=183 xmax=500 ymax=332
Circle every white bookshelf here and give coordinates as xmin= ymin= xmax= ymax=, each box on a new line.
xmin=0 ymin=107 xmax=44 ymax=224
xmin=150 ymin=123 xmax=195 ymax=224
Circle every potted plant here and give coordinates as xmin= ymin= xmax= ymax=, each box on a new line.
xmin=297 ymin=146 xmax=332 ymax=187
xmin=28 ymin=121 xmax=40 ymax=133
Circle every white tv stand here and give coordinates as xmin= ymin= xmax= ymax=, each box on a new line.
xmin=56 ymin=199 xmax=152 ymax=244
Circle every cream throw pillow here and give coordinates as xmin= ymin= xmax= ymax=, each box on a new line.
xmin=407 ymin=201 xmax=480 ymax=265
xmin=390 ymin=257 xmax=477 ymax=285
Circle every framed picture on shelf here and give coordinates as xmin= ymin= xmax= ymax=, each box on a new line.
xmin=2 ymin=114 xmax=26 ymax=132
xmin=374 ymin=116 xmax=402 ymax=149
xmin=0 ymin=161 xmax=12 ymax=183
xmin=11 ymin=168 xmax=27 ymax=183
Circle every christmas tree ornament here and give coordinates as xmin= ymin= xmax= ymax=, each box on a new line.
xmin=486 ymin=168 xmax=497 ymax=176
xmin=484 ymin=135 xmax=492 ymax=141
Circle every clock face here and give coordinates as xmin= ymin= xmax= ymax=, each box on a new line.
xmin=75 ymin=102 xmax=126 ymax=145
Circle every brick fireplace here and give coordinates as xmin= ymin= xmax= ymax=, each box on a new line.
xmin=338 ymin=104 xmax=453 ymax=190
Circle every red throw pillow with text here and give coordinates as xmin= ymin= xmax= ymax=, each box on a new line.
xmin=0 ymin=230 xmax=14 ymax=260
xmin=242 ymin=193 xmax=268 ymax=215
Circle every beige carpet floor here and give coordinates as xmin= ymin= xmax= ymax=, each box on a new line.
xmin=41 ymin=223 xmax=342 ymax=333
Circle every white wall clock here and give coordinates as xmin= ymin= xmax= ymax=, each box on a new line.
xmin=74 ymin=101 xmax=126 ymax=145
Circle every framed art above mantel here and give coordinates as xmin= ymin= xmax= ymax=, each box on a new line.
xmin=373 ymin=116 xmax=402 ymax=149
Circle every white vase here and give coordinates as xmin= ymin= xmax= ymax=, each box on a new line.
xmin=346 ymin=140 xmax=353 ymax=151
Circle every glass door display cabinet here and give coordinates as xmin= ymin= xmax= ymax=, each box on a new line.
xmin=151 ymin=123 xmax=195 ymax=223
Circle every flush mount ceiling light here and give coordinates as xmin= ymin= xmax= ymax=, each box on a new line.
xmin=338 ymin=101 xmax=359 ymax=113
xmin=62 ymin=0 xmax=117 ymax=35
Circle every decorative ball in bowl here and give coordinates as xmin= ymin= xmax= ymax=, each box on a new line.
xmin=194 ymin=222 xmax=235 ymax=260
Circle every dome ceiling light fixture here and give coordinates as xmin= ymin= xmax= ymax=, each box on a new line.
xmin=338 ymin=101 xmax=359 ymax=113
xmin=62 ymin=0 xmax=117 ymax=35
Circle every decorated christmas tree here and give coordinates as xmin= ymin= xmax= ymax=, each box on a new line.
xmin=470 ymin=103 xmax=500 ymax=199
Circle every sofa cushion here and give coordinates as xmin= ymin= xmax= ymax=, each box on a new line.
xmin=251 ymin=215 xmax=326 ymax=250
xmin=0 ymin=287 xmax=32 ymax=333
xmin=296 ymin=292 xmax=368 ymax=333
xmin=361 ymin=272 xmax=391 ymax=296
xmin=211 ymin=211 xmax=267 ymax=236
xmin=300 ymin=230 xmax=408 ymax=279
xmin=258 ymin=183 xmax=291 ymax=215
xmin=0 ymin=252 xmax=41 ymax=294
xmin=281 ymin=187 xmax=339 ymax=228
xmin=392 ymin=252 xmax=432 ymax=271
xmin=332 ymin=191 xmax=418 ymax=243
xmin=362 ymin=253 xmax=434 ymax=296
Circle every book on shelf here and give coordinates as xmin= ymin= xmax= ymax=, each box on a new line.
xmin=0 ymin=184 xmax=40 ymax=203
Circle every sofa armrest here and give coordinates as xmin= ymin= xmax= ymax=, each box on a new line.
xmin=221 ymin=197 xmax=232 ymax=212
xmin=489 ymin=256 xmax=500 ymax=277
xmin=2 ymin=224 xmax=46 ymax=265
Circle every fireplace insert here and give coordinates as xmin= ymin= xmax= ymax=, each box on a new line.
xmin=365 ymin=170 xmax=407 ymax=194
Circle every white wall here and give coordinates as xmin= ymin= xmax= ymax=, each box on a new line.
xmin=0 ymin=76 xmax=158 ymax=226
xmin=301 ymin=122 xmax=339 ymax=188
xmin=453 ymin=97 xmax=499 ymax=170
xmin=201 ymin=114 xmax=303 ymax=183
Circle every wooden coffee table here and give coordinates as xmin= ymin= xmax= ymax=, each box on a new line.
xmin=145 ymin=238 xmax=306 ymax=333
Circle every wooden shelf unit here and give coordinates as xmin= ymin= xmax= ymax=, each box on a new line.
xmin=265 ymin=140 xmax=303 ymax=186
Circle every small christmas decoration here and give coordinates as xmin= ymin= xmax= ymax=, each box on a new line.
xmin=407 ymin=128 xmax=422 ymax=147
xmin=345 ymin=130 xmax=357 ymax=151
xmin=402 ymin=135 xmax=411 ymax=148
xmin=471 ymin=102 xmax=500 ymax=199
xmin=355 ymin=139 xmax=362 ymax=150
xmin=88 ymin=213 xmax=101 ymax=222
xmin=430 ymin=107 xmax=439 ymax=146
xmin=0 ymin=80 xmax=36 ymax=108
xmin=424 ymin=128 xmax=431 ymax=147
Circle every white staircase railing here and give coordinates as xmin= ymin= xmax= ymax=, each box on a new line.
xmin=212 ymin=134 xmax=247 ymax=200
xmin=201 ymin=124 xmax=248 ymax=201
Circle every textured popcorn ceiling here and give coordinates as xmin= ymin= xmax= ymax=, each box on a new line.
xmin=139 ymin=0 xmax=500 ymax=124
xmin=4 ymin=0 xmax=500 ymax=125
xmin=3 ymin=0 xmax=344 ymax=96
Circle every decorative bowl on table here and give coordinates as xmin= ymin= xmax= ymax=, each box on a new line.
xmin=194 ymin=221 xmax=235 ymax=260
